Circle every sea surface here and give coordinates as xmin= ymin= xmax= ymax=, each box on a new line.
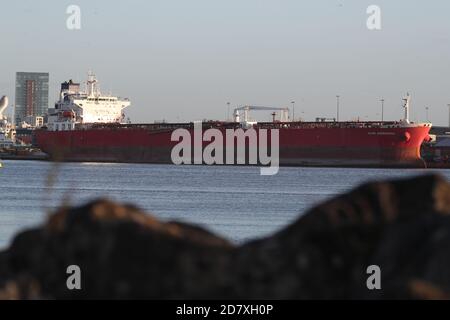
xmin=1 ymin=160 xmax=450 ymax=249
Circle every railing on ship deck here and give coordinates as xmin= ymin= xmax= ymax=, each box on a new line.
xmin=74 ymin=121 xmax=409 ymax=131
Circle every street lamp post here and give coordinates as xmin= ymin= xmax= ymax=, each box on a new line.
xmin=447 ymin=104 xmax=450 ymax=127
xmin=380 ymin=98 xmax=385 ymax=122
xmin=227 ymin=102 xmax=230 ymax=121
xmin=336 ymin=95 xmax=340 ymax=122
xmin=291 ymin=101 xmax=295 ymax=122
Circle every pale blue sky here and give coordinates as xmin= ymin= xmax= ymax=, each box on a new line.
xmin=1 ymin=0 xmax=450 ymax=125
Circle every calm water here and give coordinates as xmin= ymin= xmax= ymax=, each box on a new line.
xmin=1 ymin=160 xmax=449 ymax=248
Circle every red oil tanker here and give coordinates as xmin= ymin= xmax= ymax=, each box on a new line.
xmin=33 ymin=75 xmax=432 ymax=168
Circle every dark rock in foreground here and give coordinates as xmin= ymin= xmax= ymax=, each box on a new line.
xmin=1 ymin=174 xmax=450 ymax=300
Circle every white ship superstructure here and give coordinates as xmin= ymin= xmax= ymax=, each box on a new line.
xmin=48 ymin=73 xmax=131 ymax=131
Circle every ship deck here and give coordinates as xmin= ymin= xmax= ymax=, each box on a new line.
xmin=69 ymin=121 xmax=427 ymax=131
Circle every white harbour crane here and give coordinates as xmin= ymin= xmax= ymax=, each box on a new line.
xmin=0 ymin=96 xmax=8 ymax=119
xmin=0 ymin=95 xmax=15 ymax=148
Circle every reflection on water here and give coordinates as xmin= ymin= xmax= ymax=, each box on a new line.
xmin=0 ymin=160 xmax=447 ymax=248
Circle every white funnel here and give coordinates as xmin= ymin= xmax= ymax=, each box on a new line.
xmin=0 ymin=96 xmax=8 ymax=117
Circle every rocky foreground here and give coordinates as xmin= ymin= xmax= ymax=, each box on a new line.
xmin=1 ymin=174 xmax=450 ymax=299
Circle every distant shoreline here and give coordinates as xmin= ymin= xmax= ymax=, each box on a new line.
xmin=0 ymin=154 xmax=49 ymax=161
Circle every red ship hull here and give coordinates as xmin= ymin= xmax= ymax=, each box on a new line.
xmin=33 ymin=122 xmax=431 ymax=168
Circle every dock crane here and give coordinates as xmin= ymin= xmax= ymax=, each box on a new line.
xmin=233 ymin=106 xmax=290 ymax=124
xmin=0 ymin=96 xmax=8 ymax=120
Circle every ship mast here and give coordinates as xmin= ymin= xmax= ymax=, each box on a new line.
xmin=87 ymin=71 xmax=99 ymax=97
xmin=402 ymin=93 xmax=411 ymax=123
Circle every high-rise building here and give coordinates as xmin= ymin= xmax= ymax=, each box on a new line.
xmin=15 ymin=72 xmax=49 ymax=126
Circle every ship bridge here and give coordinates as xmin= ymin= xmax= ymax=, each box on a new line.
xmin=49 ymin=73 xmax=131 ymax=131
